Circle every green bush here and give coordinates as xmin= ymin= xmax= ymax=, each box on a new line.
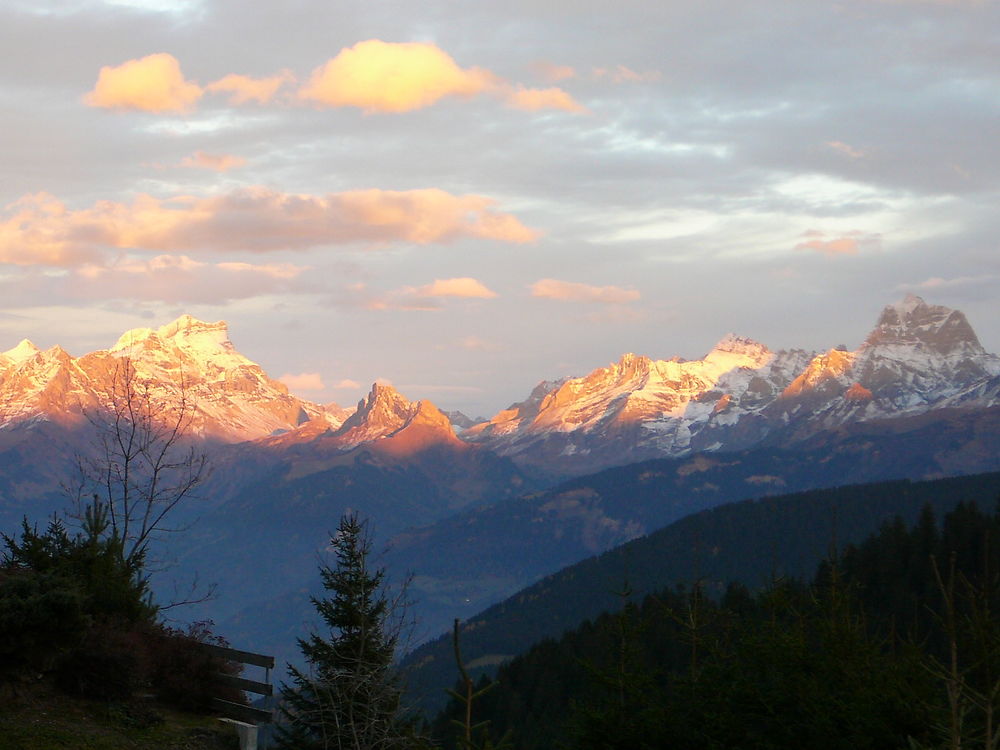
xmin=0 ymin=570 xmax=89 ymax=675
xmin=54 ymin=621 xmax=149 ymax=701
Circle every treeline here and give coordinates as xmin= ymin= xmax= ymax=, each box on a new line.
xmin=0 ymin=501 xmax=239 ymax=716
xmin=404 ymin=471 xmax=1000 ymax=714
xmin=431 ymin=500 xmax=1000 ymax=749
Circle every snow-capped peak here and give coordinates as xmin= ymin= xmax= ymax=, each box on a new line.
xmin=705 ymin=334 xmax=772 ymax=368
xmin=863 ymin=295 xmax=983 ymax=355
xmin=2 ymin=339 xmax=41 ymax=364
xmin=110 ymin=315 xmax=231 ymax=357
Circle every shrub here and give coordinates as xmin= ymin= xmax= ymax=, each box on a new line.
xmin=0 ymin=570 xmax=89 ymax=676
xmin=54 ymin=620 xmax=150 ymax=701
xmin=150 ymin=621 xmax=244 ymax=713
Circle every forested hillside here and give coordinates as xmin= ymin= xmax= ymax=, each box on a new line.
xmin=431 ymin=499 xmax=1000 ymax=749
xmin=404 ymin=471 xmax=1000 ymax=714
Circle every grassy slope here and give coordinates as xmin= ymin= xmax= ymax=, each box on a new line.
xmin=0 ymin=680 xmax=239 ymax=750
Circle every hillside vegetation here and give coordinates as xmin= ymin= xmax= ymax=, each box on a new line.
xmin=431 ymin=499 xmax=1000 ymax=749
xmin=404 ymin=470 xmax=1000 ymax=713
xmin=0 ymin=502 xmax=246 ymax=750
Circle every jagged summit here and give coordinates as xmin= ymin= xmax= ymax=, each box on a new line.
xmin=465 ymin=296 xmax=1000 ymax=475
xmin=708 ymin=333 xmax=771 ymax=361
xmin=330 ymin=382 xmax=458 ymax=451
xmin=863 ymin=295 xmax=983 ymax=355
xmin=338 ymin=383 xmax=417 ymax=436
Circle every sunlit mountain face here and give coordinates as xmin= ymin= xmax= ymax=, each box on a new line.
xmin=461 ymin=295 xmax=1000 ymax=475
xmin=1 ymin=296 xmax=998 ymax=486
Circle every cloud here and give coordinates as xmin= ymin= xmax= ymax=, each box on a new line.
xmin=592 ymin=65 xmax=662 ymax=83
xmin=0 ymin=254 xmax=309 ymax=306
xmin=356 ymin=277 xmax=498 ymax=311
xmin=298 ymin=39 xmax=584 ymax=114
xmin=178 ymin=151 xmax=247 ymax=171
xmin=504 ymin=86 xmax=587 ymax=113
xmin=827 ymin=140 xmax=865 ymax=159
xmin=298 ymin=39 xmax=498 ymax=113
xmin=416 ymin=277 xmax=497 ymax=298
xmin=84 ymin=44 xmax=583 ymax=116
xmin=279 ymin=372 xmax=325 ymax=391
xmin=456 ymin=335 xmax=491 ymax=350
xmin=533 ymin=62 xmax=577 ymax=82
xmin=330 ymin=378 xmax=361 ymax=389
xmin=84 ymin=53 xmax=203 ymax=112
xmin=794 ymin=230 xmax=882 ymax=256
xmin=898 ymin=274 xmax=1000 ymax=291
xmin=68 ymin=254 xmax=308 ymax=302
xmin=206 ymin=71 xmax=294 ymax=104
xmin=530 ymin=278 xmax=641 ymax=304
xmin=0 ymin=188 xmax=538 ymax=266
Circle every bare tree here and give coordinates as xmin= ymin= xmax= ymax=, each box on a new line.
xmin=70 ymin=357 xmax=209 ymax=575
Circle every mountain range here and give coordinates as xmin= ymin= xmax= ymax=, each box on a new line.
xmin=3 ymin=295 xmax=997 ymax=487
xmin=2 ymin=294 xmax=1000 ymax=674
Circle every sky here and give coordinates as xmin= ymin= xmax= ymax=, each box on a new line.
xmin=1 ymin=0 xmax=998 ymax=417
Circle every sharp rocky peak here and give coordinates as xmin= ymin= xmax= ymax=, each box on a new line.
xmin=340 ymin=383 xmax=417 ymax=431
xmin=863 ymin=294 xmax=983 ymax=355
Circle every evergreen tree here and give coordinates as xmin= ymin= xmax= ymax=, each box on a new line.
xmin=277 ymin=513 xmax=418 ymax=750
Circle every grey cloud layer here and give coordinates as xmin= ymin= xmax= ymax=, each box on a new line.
xmin=0 ymin=0 xmax=997 ymax=413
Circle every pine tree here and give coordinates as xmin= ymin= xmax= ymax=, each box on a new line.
xmin=277 ymin=513 xmax=418 ymax=750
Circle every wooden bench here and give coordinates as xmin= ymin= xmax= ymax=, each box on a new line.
xmin=192 ymin=642 xmax=275 ymax=750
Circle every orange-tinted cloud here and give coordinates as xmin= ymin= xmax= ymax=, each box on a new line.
xmin=504 ymin=85 xmax=587 ymax=113
xmin=67 ymin=254 xmax=308 ymax=303
xmin=299 ymin=40 xmax=497 ymax=112
xmin=533 ymin=62 xmax=577 ymax=82
xmin=417 ymin=277 xmax=497 ymax=298
xmin=179 ymin=151 xmax=247 ymax=171
xmin=795 ymin=230 xmax=881 ymax=256
xmin=85 ymin=53 xmax=203 ymax=112
xmin=279 ymin=372 xmax=325 ymax=391
xmin=207 ymin=71 xmax=294 ymax=104
xmin=299 ymin=39 xmax=583 ymax=114
xmin=0 ymin=188 xmax=538 ymax=266
xmin=330 ymin=378 xmax=361 ymax=389
xmin=359 ymin=277 xmax=497 ymax=311
xmin=531 ymin=278 xmax=641 ymax=304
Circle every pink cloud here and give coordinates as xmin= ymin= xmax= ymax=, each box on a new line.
xmin=279 ymin=372 xmax=326 ymax=392
xmin=66 ymin=254 xmax=308 ymax=303
xmin=592 ymin=64 xmax=662 ymax=83
xmin=530 ymin=278 xmax=641 ymax=304
xmin=330 ymin=378 xmax=361 ymax=389
xmin=417 ymin=277 xmax=497 ymax=298
xmin=0 ymin=188 xmax=538 ymax=266
xmin=504 ymin=85 xmax=588 ymax=113
xmin=84 ymin=53 xmax=203 ymax=113
xmin=207 ymin=71 xmax=294 ymax=104
xmin=358 ymin=277 xmax=498 ymax=311
xmin=533 ymin=62 xmax=577 ymax=82
xmin=178 ymin=151 xmax=247 ymax=172
xmin=795 ymin=230 xmax=881 ymax=256
xmin=826 ymin=140 xmax=865 ymax=159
